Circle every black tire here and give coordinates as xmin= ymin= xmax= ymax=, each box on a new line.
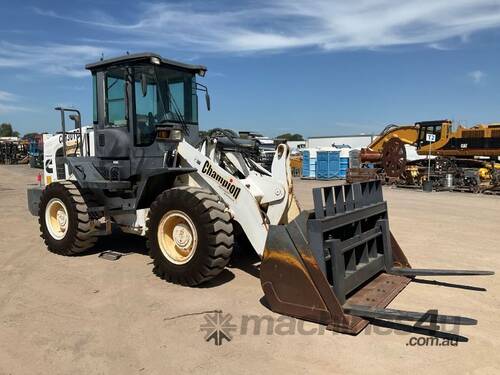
xmin=147 ymin=187 xmax=234 ymax=286
xmin=38 ymin=181 xmax=97 ymax=255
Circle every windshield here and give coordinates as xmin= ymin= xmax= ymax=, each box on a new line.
xmin=134 ymin=65 xmax=198 ymax=146
xmin=418 ymin=124 xmax=442 ymax=147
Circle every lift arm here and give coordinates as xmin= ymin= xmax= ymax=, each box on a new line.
xmin=177 ymin=140 xmax=296 ymax=256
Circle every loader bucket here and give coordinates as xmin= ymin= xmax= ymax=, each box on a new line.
xmin=260 ymin=180 xmax=493 ymax=335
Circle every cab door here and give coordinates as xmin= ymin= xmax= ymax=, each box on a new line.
xmin=94 ymin=67 xmax=131 ymax=159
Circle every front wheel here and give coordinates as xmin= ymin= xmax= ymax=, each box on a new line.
xmin=38 ymin=181 xmax=97 ymax=255
xmin=147 ymin=187 xmax=234 ymax=286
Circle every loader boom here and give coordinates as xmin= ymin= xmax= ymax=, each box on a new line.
xmin=177 ymin=140 xmax=299 ymax=256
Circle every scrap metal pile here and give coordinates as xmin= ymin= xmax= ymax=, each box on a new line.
xmin=0 ymin=138 xmax=29 ymax=165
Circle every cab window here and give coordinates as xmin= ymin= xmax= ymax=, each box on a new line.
xmin=419 ymin=124 xmax=442 ymax=146
xmin=92 ymin=74 xmax=98 ymax=124
xmin=133 ymin=67 xmax=158 ymax=146
xmin=105 ymin=69 xmax=127 ymax=127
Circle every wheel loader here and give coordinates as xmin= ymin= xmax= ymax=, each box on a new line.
xmin=27 ymin=53 xmax=493 ymax=338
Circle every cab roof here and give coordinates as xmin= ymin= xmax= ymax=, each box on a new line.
xmin=85 ymin=52 xmax=207 ymax=76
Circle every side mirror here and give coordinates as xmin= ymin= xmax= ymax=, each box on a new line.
xmin=141 ymin=73 xmax=148 ymax=97
xmin=205 ymin=92 xmax=211 ymax=111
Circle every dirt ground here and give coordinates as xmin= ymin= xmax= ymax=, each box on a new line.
xmin=0 ymin=164 xmax=499 ymax=375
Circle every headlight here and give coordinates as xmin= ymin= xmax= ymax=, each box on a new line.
xmin=156 ymin=128 xmax=182 ymax=141
xmin=156 ymin=129 xmax=170 ymax=139
xmin=170 ymin=129 xmax=182 ymax=140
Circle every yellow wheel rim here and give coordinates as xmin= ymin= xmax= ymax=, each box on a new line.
xmin=45 ymin=198 xmax=69 ymax=240
xmin=157 ymin=210 xmax=198 ymax=265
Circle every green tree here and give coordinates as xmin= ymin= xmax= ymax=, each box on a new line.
xmin=0 ymin=123 xmax=20 ymax=137
xmin=0 ymin=123 xmax=15 ymax=137
xmin=276 ymin=133 xmax=304 ymax=141
xmin=23 ymin=132 xmax=41 ymax=140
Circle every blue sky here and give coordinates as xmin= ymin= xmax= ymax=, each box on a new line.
xmin=1 ymin=0 xmax=500 ymax=137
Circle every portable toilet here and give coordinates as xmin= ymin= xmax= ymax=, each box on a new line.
xmin=316 ymin=148 xmax=340 ymax=179
xmin=349 ymin=149 xmax=361 ymax=168
xmin=301 ymin=148 xmax=317 ymax=178
xmin=338 ymin=148 xmax=350 ymax=178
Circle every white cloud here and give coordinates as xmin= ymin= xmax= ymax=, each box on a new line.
xmin=428 ymin=43 xmax=454 ymax=51
xmin=0 ymin=90 xmax=17 ymax=102
xmin=0 ymin=41 xmax=112 ymax=77
xmin=0 ymin=90 xmax=33 ymax=114
xmin=33 ymin=1 xmax=500 ymax=53
xmin=1 ymin=1 xmax=498 ymax=80
xmin=469 ymin=70 xmax=486 ymax=83
xmin=0 ymin=103 xmax=33 ymax=114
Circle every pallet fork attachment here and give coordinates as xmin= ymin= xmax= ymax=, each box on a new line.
xmin=260 ymin=180 xmax=493 ymax=335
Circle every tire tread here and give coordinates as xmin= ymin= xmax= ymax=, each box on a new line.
xmin=38 ymin=181 xmax=97 ymax=256
xmin=147 ymin=187 xmax=234 ymax=286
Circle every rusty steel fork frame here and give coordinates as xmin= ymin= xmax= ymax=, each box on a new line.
xmin=260 ymin=180 xmax=493 ymax=335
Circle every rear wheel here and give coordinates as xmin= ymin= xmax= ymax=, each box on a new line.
xmin=147 ymin=187 xmax=234 ymax=286
xmin=38 ymin=181 xmax=97 ymax=255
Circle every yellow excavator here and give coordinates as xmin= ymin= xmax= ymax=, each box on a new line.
xmin=349 ymin=120 xmax=500 ymax=192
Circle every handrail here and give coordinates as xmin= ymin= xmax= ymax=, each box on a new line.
xmin=54 ymin=107 xmax=83 ymax=157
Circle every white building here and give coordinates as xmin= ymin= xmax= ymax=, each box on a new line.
xmin=306 ymin=134 xmax=375 ymax=150
xmin=286 ymin=140 xmax=306 ymax=153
